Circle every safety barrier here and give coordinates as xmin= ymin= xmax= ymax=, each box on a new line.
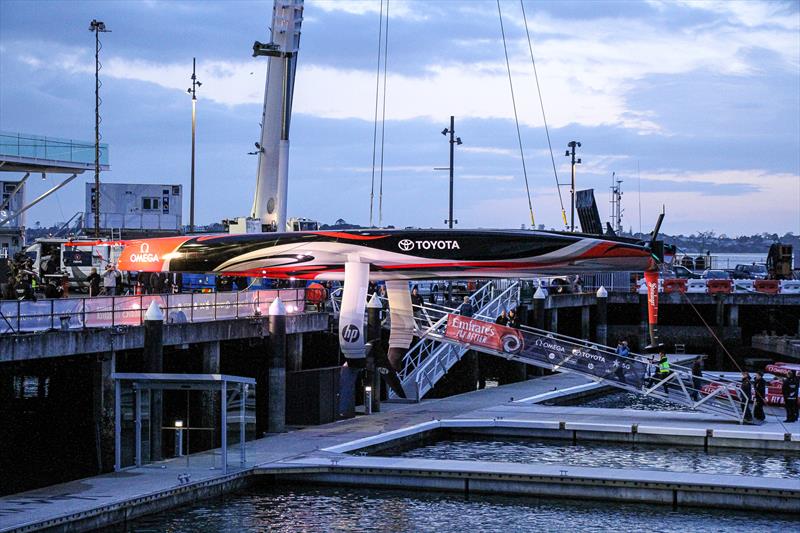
xmin=754 ymin=280 xmax=780 ymax=295
xmin=0 ymin=289 xmax=306 ymax=334
xmin=707 ymin=279 xmax=732 ymax=294
xmin=663 ymin=279 xmax=686 ymax=294
xmin=733 ymin=279 xmax=754 ymax=293
xmin=780 ymin=280 xmax=800 ymax=294
xmin=686 ymin=279 xmax=708 ymax=294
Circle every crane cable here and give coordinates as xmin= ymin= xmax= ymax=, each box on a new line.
xmin=377 ymin=0 xmax=390 ymax=228
xmin=519 ymin=0 xmax=567 ymax=230
xmin=497 ymin=0 xmax=535 ymax=228
xmin=368 ymin=0 xmax=384 ymax=228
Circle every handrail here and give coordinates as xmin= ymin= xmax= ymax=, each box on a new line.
xmin=0 ymin=289 xmax=308 ymax=335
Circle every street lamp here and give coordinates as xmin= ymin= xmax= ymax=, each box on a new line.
xmin=174 ymin=419 xmax=184 ymax=457
xmin=564 ymin=141 xmax=582 ymax=232
xmin=439 ymin=116 xmax=463 ymax=229
xmin=187 ymin=58 xmax=202 ymax=233
xmin=89 ymin=19 xmax=110 ymax=238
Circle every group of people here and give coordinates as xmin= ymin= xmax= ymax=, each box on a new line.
xmin=495 ymin=307 xmax=521 ymax=328
xmin=740 ymin=370 xmax=799 ymax=423
xmin=1 ymin=253 xmax=68 ymax=301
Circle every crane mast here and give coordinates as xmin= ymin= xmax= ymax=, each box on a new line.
xmin=251 ymin=0 xmax=303 ymax=232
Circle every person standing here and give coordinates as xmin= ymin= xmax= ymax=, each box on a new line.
xmin=87 ymin=267 xmax=101 ymax=297
xmin=657 ymin=351 xmax=670 ymax=395
xmin=739 ymin=372 xmax=753 ymax=422
xmin=691 ymin=358 xmax=704 ymax=401
xmin=783 ymin=370 xmax=799 ymax=423
xmin=753 ymin=371 xmax=766 ymax=422
xmin=495 ymin=309 xmax=508 ymax=326
xmin=461 ymin=296 xmax=474 ymax=318
xmin=100 ymin=264 xmax=117 ymax=296
xmin=618 ymin=340 xmax=630 ymax=357
xmin=507 ymin=308 xmax=520 ymax=328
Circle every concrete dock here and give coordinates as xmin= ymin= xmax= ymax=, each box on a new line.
xmin=1 ymin=373 xmax=798 ymax=532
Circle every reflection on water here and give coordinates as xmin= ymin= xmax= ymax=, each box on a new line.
xmin=577 ymin=391 xmax=695 ymax=412
xmin=116 ymin=485 xmax=799 ymax=532
xmin=376 ymin=436 xmax=800 ymax=479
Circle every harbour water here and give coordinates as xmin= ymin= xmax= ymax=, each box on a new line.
xmin=374 ymin=436 xmax=800 ymax=479
xmin=112 ymin=485 xmax=800 ymax=532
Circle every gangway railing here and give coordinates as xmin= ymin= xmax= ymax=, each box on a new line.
xmin=392 ymin=281 xmax=520 ymax=400
xmin=410 ymin=309 xmax=749 ymax=422
xmin=0 ymin=289 xmax=307 ymax=334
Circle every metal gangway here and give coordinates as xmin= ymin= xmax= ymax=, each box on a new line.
xmin=395 ymin=281 xmax=750 ymax=423
xmin=394 ymin=280 xmax=520 ymax=401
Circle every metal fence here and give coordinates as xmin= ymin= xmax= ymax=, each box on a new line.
xmin=0 ymin=289 xmax=306 ymax=334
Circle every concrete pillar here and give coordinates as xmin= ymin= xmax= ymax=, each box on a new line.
xmin=268 ymin=297 xmax=287 ymax=433
xmin=201 ymin=341 xmax=220 ymax=449
xmin=580 ymin=305 xmax=591 ymax=340
xmin=366 ymin=293 xmax=382 ymax=412
xmin=143 ymin=301 xmax=164 ymax=461
xmin=532 ymin=287 xmax=546 ymax=330
xmin=287 ymin=334 xmax=303 ymax=372
xmin=92 ymin=352 xmax=115 ymax=473
xmin=714 ymin=294 xmax=725 ymax=369
xmin=595 ymin=286 xmax=608 ymax=346
xmin=548 ymin=306 xmax=558 ymax=334
xmin=727 ymin=304 xmax=739 ymax=328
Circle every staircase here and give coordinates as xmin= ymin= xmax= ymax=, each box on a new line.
xmin=394 ymin=284 xmax=749 ymax=423
xmin=393 ymin=280 xmax=521 ymax=400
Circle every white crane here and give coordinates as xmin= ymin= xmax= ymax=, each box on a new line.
xmin=250 ymin=0 xmax=303 ymax=232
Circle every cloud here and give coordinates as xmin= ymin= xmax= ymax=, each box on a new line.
xmin=8 ymin=0 xmax=796 ymax=135
xmin=308 ymin=0 xmax=429 ymax=21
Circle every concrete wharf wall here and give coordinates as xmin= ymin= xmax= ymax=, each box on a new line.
xmin=0 ymin=313 xmax=329 ymax=363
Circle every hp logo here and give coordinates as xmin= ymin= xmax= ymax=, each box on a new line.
xmin=398 ymin=239 xmax=414 ymax=252
xmin=342 ymin=324 xmax=360 ymax=343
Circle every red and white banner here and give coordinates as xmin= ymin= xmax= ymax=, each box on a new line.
xmin=444 ymin=314 xmax=524 ymax=354
xmin=644 ymin=270 xmax=659 ymax=327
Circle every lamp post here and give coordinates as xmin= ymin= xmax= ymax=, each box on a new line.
xmin=174 ymin=419 xmax=184 ymax=457
xmin=439 ymin=116 xmax=463 ymax=229
xmin=187 ymin=58 xmax=202 ymax=234
xmin=565 ymin=141 xmax=582 ymax=232
xmin=89 ymin=19 xmax=110 ymax=238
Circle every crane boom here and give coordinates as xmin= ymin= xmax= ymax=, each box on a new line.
xmin=251 ymin=0 xmax=303 ymax=231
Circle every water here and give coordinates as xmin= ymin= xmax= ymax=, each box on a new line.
xmin=115 ymin=485 xmax=799 ymax=532
xmin=376 ymin=436 xmax=800 ymax=479
xmin=577 ymin=391 xmax=695 ymax=412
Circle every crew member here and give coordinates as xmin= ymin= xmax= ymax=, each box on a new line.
xmin=100 ymin=264 xmax=117 ymax=296
xmin=657 ymin=351 xmax=670 ymax=395
xmin=740 ymin=372 xmax=753 ymax=422
xmin=753 ymin=371 xmax=766 ymax=422
xmin=783 ymin=370 xmax=799 ymax=423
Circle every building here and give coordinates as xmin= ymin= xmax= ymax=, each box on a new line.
xmin=84 ymin=183 xmax=183 ymax=237
xmin=0 ymin=178 xmax=25 ymax=258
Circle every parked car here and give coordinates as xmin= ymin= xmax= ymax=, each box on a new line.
xmin=670 ymin=265 xmax=700 ymax=279
xmin=731 ymin=263 xmax=767 ymax=280
xmin=701 ymin=269 xmax=731 ymax=280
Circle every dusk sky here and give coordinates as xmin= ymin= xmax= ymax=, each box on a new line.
xmin=1 ymin=0 xmax=798 ymax=237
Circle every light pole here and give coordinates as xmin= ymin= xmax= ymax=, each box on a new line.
xmin=440 ymin=116 xmax=462 ymax=229
xmin=89 ymin=19 xmax=109 ymax=238
xmin=565 ymin=141 xmax=582 ymax=232
xmin=187 ymin=58 xmax=202 ymax=233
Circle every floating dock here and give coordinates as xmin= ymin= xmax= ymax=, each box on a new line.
xmin=1 ymin=373 xmax=798 ymax=532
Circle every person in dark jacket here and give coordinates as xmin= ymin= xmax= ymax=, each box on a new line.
xmin=740 ymin=372 xmax=753 ymax=422
xmin=460 ymin=296 xmax=474 ymax=318
xmin=783 ymin=370 xmax=799 ymax=423
xmin=753 ymin=371 xmax=766 ymax=422
xmin=495 ymin=309 xmax=508 ymax=326
xmin=410 ymin=285 xmax=424 ymax=308
xmin=691 ymin=359 xmax=703 ymax=401
xmin=507 ymin=308 xmax=520 ymax=328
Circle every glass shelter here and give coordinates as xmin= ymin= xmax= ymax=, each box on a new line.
xmin=113 ymin=373 xmax=255 ymax=475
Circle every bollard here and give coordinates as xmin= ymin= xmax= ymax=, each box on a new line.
xmin=595 ymin=286 xmax=608 ymax=346
xmin=268 ymin=297 xmax=287 ymax=433
xmin=364 ymin=386 xmax=373 ymax=415
xmin=143 ymin=301 xmax=164 ymax=461
xmin=532 ymin=287 xmax=546 ymax=331
xmin=366 ymin=293 xmax=382 ymax=412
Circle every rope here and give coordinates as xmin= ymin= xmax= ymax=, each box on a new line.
xmin=377 ymin=0 xmax=390 ymax=227
xmin=497 ymin=0 xmax=535 ymax=227
xmin=519 ymin=0 xmax=566 ymax=230
xmin=368 ymin=0 xmax=384 ymax=228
